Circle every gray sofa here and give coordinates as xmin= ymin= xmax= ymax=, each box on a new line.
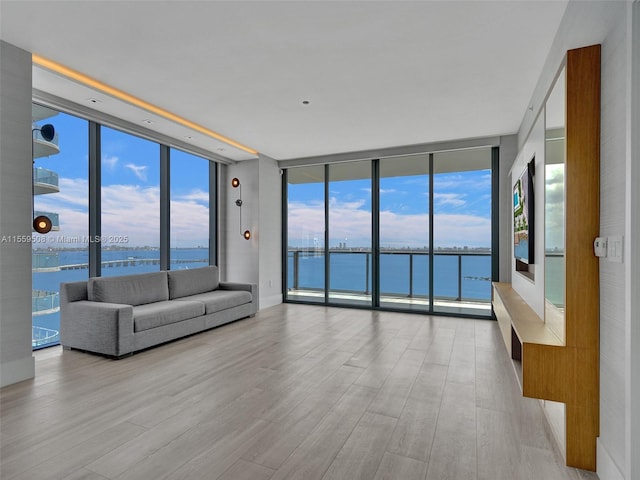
xmin=60 ymin=266 xmax=257 ymax=358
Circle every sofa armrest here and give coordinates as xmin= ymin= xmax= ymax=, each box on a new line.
xmin=218 ymin=282 xmax=259 ymax=314
xmin=60 ymin=300 xmax=134 ymax=357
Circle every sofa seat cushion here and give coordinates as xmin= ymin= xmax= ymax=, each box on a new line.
xmin=133 ymin=300 xmax=205 ymax=332
xmin=89 ymin=271 xmax=169 ymax=306
xmin=175 ymin=290 xmax=252 ymax=314
xmin=168 ymin=266 xmax=219 ymax=299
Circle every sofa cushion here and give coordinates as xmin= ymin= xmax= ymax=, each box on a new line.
xmin=168 ymin=266 xmax=219 ymax=299
xmin=174 ymin=290 xmax=251 ymax=314
xmin=88 ymin=271 xmax=169 ymax=306
xmin=132 ymin=300 xmax=205 ymax=332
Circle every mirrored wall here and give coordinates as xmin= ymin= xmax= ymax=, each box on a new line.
xmin=544 ymin=68 xmax=566 ymax=342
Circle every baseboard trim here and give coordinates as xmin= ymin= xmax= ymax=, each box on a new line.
xmin=1 ymin=355 xmax=35 ymax=388
xmin=259 ymin=293 xmax=283 ymax=310
xmin=597 ymin=439 xmax=625 ymax=480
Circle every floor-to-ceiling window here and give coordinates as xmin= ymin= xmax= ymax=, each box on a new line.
xmin=32 ymin=105 xmax=88 ymax=349
xmin=432 ymin=149 xmax=492 ymax=316
xmin=286 ymin=165 xmax=325 ymax=303
xmin=170 ymin=148 xmax=210 ymax=269
xmin=379 ymin=154 xmax=430 ymax=311
xmin=100 ymin=127 xmax=160 ymax=276
xmin=328 ymin=161 xmax=372 ymax=307
xmin=30 ymin=106 xmax=218 ymax=349
xmin=284 ymin=146 xmax=494 ymax=318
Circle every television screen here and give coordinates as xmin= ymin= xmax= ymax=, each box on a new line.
xmin=514 ymin=161 xmax=534 ymax=264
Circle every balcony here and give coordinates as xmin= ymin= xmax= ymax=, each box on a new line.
xmin=287 ymin=249 xmax=492 ymax=317
xmin=32 ymin=289 xmax=60 ymax=316
xmin=32 ymin=125 xmax=60 ymax=159
xmin=33 ymin=167 xmax=60 ymax=195
xmin=33 ymin=211 xmax=59 ymax=232
xmin=32 ymin=251 xmax=60 ymax=272
xmin=32 ymin=326 xmax=60 ymax=349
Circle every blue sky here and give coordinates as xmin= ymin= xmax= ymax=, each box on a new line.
xmin=33 ymin=112 xmax=210 ymax=248
xmin=34 ymin=110 xmax=492 ymax=250
xmin=288 ymin=167 xmax=492 ymax=249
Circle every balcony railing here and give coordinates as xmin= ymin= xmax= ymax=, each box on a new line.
xmin=32 ymin=326 xmax=59 ymax=348
xmin=32 ymin=251 xmax=60 ymax=271
xmin=287 ymin=248 xmax=492 ymax=309
xmin=32 ymin=289 xmax=60 ymax=315
xmin=33 ymin=167 xmax=60 ymax=194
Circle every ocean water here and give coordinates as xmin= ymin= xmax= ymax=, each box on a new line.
xmin=287 ymin=251 xmax=492 ymax=301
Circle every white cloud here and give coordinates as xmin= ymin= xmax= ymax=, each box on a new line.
xmin=102 ymin=155 xmax=119 ymax=170
xmin=125 ymin=163 xmax=148 ymax=181
xmin=288 ymin=198 xmax=491 ymax=248
xmin=34 ymin=180 xmax=210 ymax=247
xmin=434 ymin=192 xmax=466 ymax=207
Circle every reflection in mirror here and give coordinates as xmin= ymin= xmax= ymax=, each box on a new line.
xmin=544 ymin=68 xmax=566 ymax=343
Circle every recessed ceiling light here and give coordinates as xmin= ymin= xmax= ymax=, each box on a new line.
xmin=302 ymin=100 xmax=310 ymax=105
xmin=142 ymin=119 xmax=153 ymax=124
xmin=217 ymin=147 xmax=226 ymax=152
xmin=87 ymin=98 xmax=101 ymax=104
xmin=185 ymin=135 xmax=193 ymax=140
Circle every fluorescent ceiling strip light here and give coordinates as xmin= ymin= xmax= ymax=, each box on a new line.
xmin=32 ymin=54 xmax=258 ymax=156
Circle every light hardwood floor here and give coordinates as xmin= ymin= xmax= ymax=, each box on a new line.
xmin=1 ymin=304 xmax=599 ymax=480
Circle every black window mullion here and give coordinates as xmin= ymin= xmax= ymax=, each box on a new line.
xmin=160 ymin=145 xmax=170 ymax=271
xmin=209 ymin=161 xmax=218 ymax=266
xmin=429 ymin=153 xmax=434 ymax=314
xmin=324 ymin=164 xmax=330 ymax=305
xmin=372 ymin=159 xmax=380 ymax=308
xmin=88 ymin=121 xmax=101 ymax=278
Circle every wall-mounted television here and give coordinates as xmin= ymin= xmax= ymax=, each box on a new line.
xmin=514 ymin=159 xmax=535 ymax=264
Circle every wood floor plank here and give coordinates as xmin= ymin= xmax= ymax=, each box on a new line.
xmin=268 ymin=384 xmax=377 ymax=480
xmin=217 ymin=459 xmax=275 ymax=480
xmin=320 ymin=412 xmax=397 ymax=480
xmin=0 ymin=304 xmax=595 ymax=480
xmin=353 ymin=338 xmax=411 ymax=389
xmin=367 ymin=348 xmax=426 ymax=418
xmin=386 ymin=396 xmax=440 ymax=462
xmin=425 ymin=382 xmax=477 ymax=480
xmin=373 ymin=452 xmax=429 ymax=480
xmin=8 ymin=421 xmax=145 ymax=480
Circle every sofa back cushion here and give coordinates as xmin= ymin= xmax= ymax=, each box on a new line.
xmin=88 ymin=271 xmax=169 ymax=306
xmin=168 ymin=266 xmax=219 ymax=299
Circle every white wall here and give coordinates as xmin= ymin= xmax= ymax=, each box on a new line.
xmin=0 ymin=41 xmax=35 ymax=387
xmin=220 ymin=157 xmax=283 ymax=310
xmin=257 ymin=154 xmax=283 ymax=309
xmin=515 ymin=2 xmax=634 ymax=478
xmin=498 ymin=135 xmax=517 ymax=283
xmin=626 ymin=3 xmax=640 ymax=479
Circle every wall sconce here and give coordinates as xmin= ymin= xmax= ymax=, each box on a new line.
xmin=231 ymin=178 xmax=251 ymax=240
xmin=32 ymin=124 xmax=55 ymax=234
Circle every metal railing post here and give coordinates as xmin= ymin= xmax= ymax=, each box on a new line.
xmin=293 ymin=250 xmax=299 ymax=290
xmin=409 ymin=253 xmax=414 ymax=298
xmin=365 ymin=252 xmax=370 ymax=294
xmin=457 ymin=254 xmax=462 ymax=301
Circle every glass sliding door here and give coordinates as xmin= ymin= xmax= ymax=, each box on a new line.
xmin=432 ymin=148 xmax=492 ymax=317
xmin=170 ymin=148 xmax=210 ymax=269
xmin=328 ymin=161 xmax=372 ymax=306
xmin=100 ymin=127 xmax=160 ymax=276
xmin=286 ymin=165 xmax=325 ymax=303
xmin=379 ymin=154 xmax=430 ymax=311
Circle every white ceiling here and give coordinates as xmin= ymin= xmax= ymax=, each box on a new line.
xmin=0 ymin=1 xmax=568 ymax=162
